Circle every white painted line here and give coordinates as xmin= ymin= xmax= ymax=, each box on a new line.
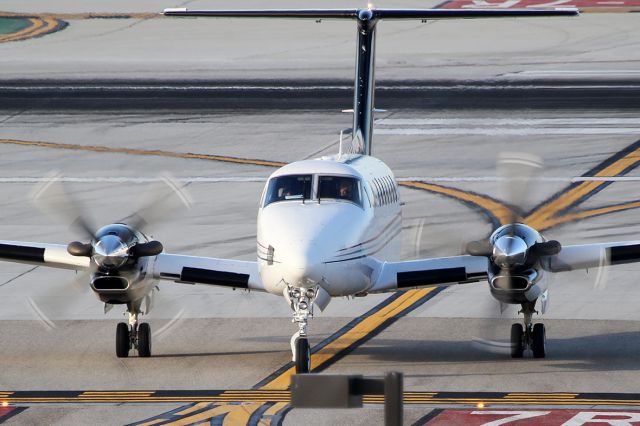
xmin=510 ymin=70 xmax=640 ymax=76
xmin=3 ymin=84 xmax=640 ymax=91
xmin=2 ymin=176 xmax=640 ymax=184
xmin=376 ymin=128 xmax=640 ymax=135
xmin=378 ymin=84 xmax=640 ymax=90
xmin=398 ymin=177 xmax=640 ymax=182
xmin=0 ymin=85 xmax=354 ymax=91
xmin=0 ymin=177 xmax=267 ymax=183
xmin=376 ymin=118 xmax=640 ymax=126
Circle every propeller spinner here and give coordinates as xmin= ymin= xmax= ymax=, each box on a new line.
xmin=67 ymin=224 xmax=164 ymax=270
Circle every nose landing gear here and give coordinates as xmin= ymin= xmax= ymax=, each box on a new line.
xmin=510 ymin=302 xmax=546 ymax=358
xmin=287 ymin=286 xmax=318 ymax=373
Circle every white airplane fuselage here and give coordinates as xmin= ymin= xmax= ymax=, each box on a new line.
xmin=257 ymin=154 xmax=401 ymax=297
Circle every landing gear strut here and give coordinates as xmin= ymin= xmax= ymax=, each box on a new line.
xmin=288 ymin=286 xmax=318 ymax=373
xmin=115 ymin=305 xmax=152 ymax=358
xmin=510 ymin=302 xmax=545 ymax=358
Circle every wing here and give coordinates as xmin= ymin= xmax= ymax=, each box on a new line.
xmin=0 ymin=241 xmax=265 ymax=291
xmin=369 ymin=255 xmax=489 ymax=293
xmin=548 ymin=240 xmax=640 ymax=272
xmin=0 ymin=240 xmax=90 ymax=270
xmin=151 ymin=253 xmax=265 ymax=291
xmin=367 ymin=239 xmax=640 ymax=293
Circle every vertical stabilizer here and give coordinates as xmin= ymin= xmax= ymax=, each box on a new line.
xmin=164 ymin=7 xmax=579 ymax=156
xmin=352 ymin=10 xmax=377 ymax=156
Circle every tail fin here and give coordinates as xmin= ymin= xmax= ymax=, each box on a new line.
xmin=164 ymin=7 xmax=579 ymax=156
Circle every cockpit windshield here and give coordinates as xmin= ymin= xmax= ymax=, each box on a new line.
xmin=318 ymin=176 xmax=361 ymax=206
xmin=263 ymin=174 xmax=312 ymax=207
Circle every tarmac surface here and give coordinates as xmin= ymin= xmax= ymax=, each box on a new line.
xmin=2 ymin=3 xmax=640 ymax=426
xmin=2 ymin=106 xmax=640 ymax=425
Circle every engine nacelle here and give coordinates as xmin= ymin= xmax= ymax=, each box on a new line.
xmin=489 ymin=268 xmax=545 ymax=304
xmin=481 ymin=223 xmax=557 ymax=305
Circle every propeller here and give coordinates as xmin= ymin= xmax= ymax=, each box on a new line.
xmin=464 ymin=153 xmax=561 ymax=286
xmin=26 ymin=173 xmax=192 ymax=328
xmin=463 ymin=153 xmax=560 ymax=355
xmin=31 ymin=173 xmax=190 ymax=271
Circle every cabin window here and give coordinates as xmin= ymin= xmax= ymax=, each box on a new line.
xmin=372 ymin=178 xmax=381 ymax=206
xmin=381 ymin=177 xmax=389 ymax=206
xmin=376 ymin=178 xmax=386 ymax=206
xmin=385 ymin=176 xmax=397 ymax=203
xmin=318 ymin=176 xmax=362 ymax=206
xmin=263 ymin=174 xmax=313 ymax=207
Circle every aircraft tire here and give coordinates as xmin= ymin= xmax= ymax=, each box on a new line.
xmin=138 ymin=323 xmax=152 ymax=358
xmin=532 ymin=323 xmax=546 ymax=358
xmin=116 ymin=322 xmax=130 ymax=358
xmin=295 ymin=337 xmax=310 ymax=373
xmin=510 ymin=323 xmax=524 ymax=358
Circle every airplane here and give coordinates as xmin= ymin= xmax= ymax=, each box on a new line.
xmin=3 ymin=6 xmax=640 ymax=374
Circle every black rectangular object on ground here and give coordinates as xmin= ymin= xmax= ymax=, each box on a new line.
xmin=291 ymin=375 xmax=363 ymax=408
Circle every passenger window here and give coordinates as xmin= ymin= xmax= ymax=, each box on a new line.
xmin=386 ymin=176 xmax=396 ymax=203
xmin=263 ymin=175 xmax=312 ymax=207
xmin=382 ymin=178 xmax=389 ymax=205
xmin=318 ymin=176 xmax=362 ymax=206
xmin=372 ymin=179 xmax=381 ymax=206
xmin=392 ymin=179 xmax=398 ymax=203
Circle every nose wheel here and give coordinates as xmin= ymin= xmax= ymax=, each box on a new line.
xmin=295 ymin=337 xmax=310 ymax=373
xmin=115 ymin=310 xmax=152 ymax=358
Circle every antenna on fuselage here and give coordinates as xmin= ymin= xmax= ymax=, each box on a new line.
xmin=163 ymin=7 xmax=578 ymax=156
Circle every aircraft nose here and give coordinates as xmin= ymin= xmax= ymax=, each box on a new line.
xmin=283 ymin=255 xmax=325 ymax=288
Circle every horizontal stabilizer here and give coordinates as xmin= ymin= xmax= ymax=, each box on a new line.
xmin=164 ymin=6 xmax=578 ymax=156
xmin=163 ymin=8 xmax=579 ymax=19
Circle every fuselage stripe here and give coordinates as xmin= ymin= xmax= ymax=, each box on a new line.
xmin=338 ymin=212 xmax=401 ymax=252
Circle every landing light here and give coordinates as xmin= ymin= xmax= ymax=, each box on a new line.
xmin=1 ymin=401 xmax=8 ymax=407
xmin=476 ymin=402 xmax=485 ymax=409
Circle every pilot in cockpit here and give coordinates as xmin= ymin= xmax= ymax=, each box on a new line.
xmin=338 ymin=179 xmax=354 ymax=201
xmin=278 ymin=184 xmax=292 ymax=200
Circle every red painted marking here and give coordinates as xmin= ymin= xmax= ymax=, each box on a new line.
xmin=439 ymin=0 xmax=640 ymax=8
xmin=0 ymin=406 xmax=25 ymax=422
xmin=423 ymin=409 xmax=640 ymax=425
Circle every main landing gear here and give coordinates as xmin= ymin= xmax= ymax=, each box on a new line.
xmin=288 ymin=286 xmax=318 ymax=373
xmin=510 ymin=302 xmax=545 ymax=359
xmin=116 ymin=306 xmax=151 ymax=358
